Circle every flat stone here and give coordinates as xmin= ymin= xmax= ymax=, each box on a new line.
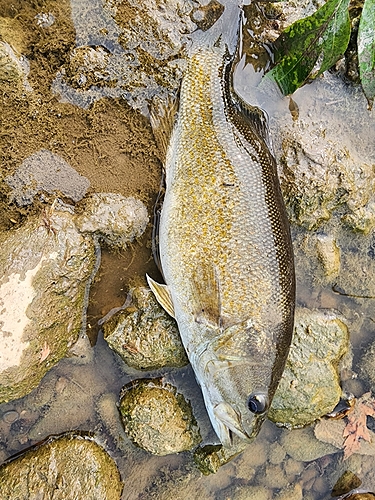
xmin=6 ymin=149 xmax=90 ymax=205
xmin=281 ymin=427 xmax=338 ymax=462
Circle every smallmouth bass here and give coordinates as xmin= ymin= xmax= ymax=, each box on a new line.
xmin=148 ymin=7 xmax=295 ymax=447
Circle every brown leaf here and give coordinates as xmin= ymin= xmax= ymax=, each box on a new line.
xmin=343 ymin=392 xmax=375 ymax=460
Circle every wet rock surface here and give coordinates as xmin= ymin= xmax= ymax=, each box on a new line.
xmin=75 ymin=193 xmax=149 ymax=250
xmin=280 ymin=426 xmax=338 ymax=462
xmin=0 ymin=207 xmax=96 ymax=403
xmin=5 ymin=149 xmax=90 ymax=206
xmin=119 ymin=378 xmax=201 ymax=456
xmin=0 ymin=433 xmax=123 ymax=500
xmin=193 ymin=438 xmax=247 ymax=475
xmin=0 ymin=40 xmax=31 ymax=89
xmin=269 ymin=308 xmax=350 ymax=428
xmin=103 ymin=286 xmax=188 ymax=370
xmin=280 ymin=132 xmax=375 ymax=233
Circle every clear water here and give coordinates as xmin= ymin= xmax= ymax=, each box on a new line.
xmin=1 ymin=1 xmax=375 ymax=499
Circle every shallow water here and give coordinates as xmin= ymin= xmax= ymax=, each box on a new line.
xmin=1 ymin=0 xmax=375 ymax=499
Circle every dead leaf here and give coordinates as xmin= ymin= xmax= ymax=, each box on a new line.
xmin=343 ymin=392 xmax=375 ymax=460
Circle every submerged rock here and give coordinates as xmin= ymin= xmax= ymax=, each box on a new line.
xmin=315 ymin=234 xmax=341 ymax=279
xmin=332 ymin=470 xmax=362 ymax=497
xmin=359 ymin=339 xmax=375 ymax=388
xmin=119 ymin=378 xmax=201 ymax=456
xmin=193 ymin=438 xmax=247 ymax=475
xmin=269 ymin=308 xmax=350 ymax=428
xmin=103 ymin=286 xmax=187 ymax=370
xmin=0 ymin=209 xmax=96 ymax=403
xmin=0 ymin=433 xmax=123 ymax=500
xmin=280 ymin=426 xmax=338 ymax=462
xmin=5 ymin=149 xmax=90 ymax=206
xmin=75 ymin=193 xmax=148 ymax=250
xmin=281 ymin=134 xmax=375 ymax=233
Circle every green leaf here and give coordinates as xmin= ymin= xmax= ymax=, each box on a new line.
xmin=267 ymin=0 xmax=351 ymax=95
xmin=358 ymin=0 xmax=375 ymax=108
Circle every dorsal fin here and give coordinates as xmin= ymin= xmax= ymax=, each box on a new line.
xmin=231 ymin=91 xmax=272 ymax=150
xmin=150 ymin=94 xmax=179 ymax=161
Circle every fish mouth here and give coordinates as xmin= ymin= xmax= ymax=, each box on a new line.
xmin=213 ymin=401 xmax=252 ymax=447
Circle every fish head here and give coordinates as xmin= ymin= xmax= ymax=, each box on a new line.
xmin=193 ymin=319 xmax=286 ymax=447
xmin=200 ymin=361 xmax=270 ymax=447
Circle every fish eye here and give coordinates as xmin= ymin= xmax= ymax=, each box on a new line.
xmin=247 ymin=393 xmax=268 ymax=414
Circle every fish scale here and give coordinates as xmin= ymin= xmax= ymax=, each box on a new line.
xmin=148 ymin=19 xmax=295 ymax=446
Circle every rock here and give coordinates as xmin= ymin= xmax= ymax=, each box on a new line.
xmin=313 ymin=418 xmax=346 ymax=450
xmin=0 ymin=209 xmax=96 ymax=403
xmin=314 ymin=418 xmax=375 ymax=457
xmin=118 ymin=378 xmax=201 ymax=456
xmin=281 ymin=133 xmax=375 ymax=232
xmin=136 ymin=463 xmax=204 ymax=500
xmin=75 ymin=193 xmax=148 ymax=250
xmin=315 ymin=234 xmax=341 ymax=278
xmin=64 ymin=45 xmax=114 ymax=90
xmin=258 ymin=463 xmax=289 ymax=490
xmin=358 ymin=338 xmax=375 ymax=388
xmin=193 ymin=438 xmax=248 ymax=475
xmin=193 ymin=444 xmax=223 ymax=475
xmin=281 ymin=427 xmax=339 ymax=462
xmin=103 ymin=286 xmax=187 ymax=370
xmin=228 ymin=485 xmax=271 ymax=500
xmin=275 ymin=483 xmax=303 ymax=500
xmin=268 ymin=442 xmax=287 ymax=465
xmin=0 ymin=41 xmax=31 ymax=89
xmin=54 ymin=0 xmax=195 ymax=112
xmin=269 ymin=308 xmax=350 ymax=428
xmin=5 ymin=149 xmax=90 ymax=206
xmin=283 ymin=457 xmax=304 ymax=482
xmin=0 ymin=433 xmax=123 ymax=499
xmin=332 ymin=470 xmax=362 ymax=497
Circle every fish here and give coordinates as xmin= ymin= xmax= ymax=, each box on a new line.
xmin=147 ymin=2 xmax=295 ymax=447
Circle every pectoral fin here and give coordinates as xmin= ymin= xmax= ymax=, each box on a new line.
xmin=192 ymin=264 xmax=222 ymax=329
xmin=146 ymin=274 xmax=175 ymax=319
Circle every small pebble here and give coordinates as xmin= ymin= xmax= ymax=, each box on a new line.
xmin=269 ymin=442 xmax=286 ymax=465
xmin=276 ymin=483 xmax=303 ymax=500
xmin=259 ymin=464 xmax=289 ymax=489
xmin=3 ymin=410 xmax=19 ymax=424
xmin=283 ymin=457 xmax=304 ymax=482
